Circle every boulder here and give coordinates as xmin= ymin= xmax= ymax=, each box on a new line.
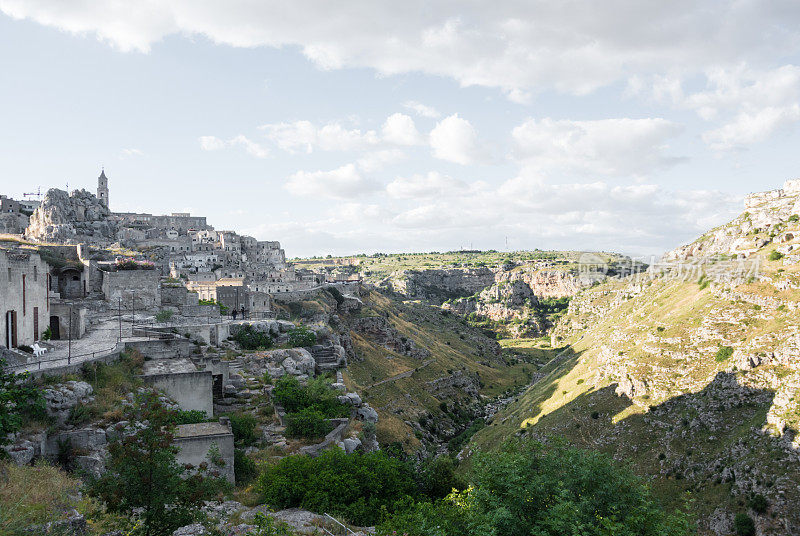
xmin=342 ymin=437 xmax=362 ymax=454
xmin=356 ymin=404 xmax=379 ymax=423
xmin=172 ymin=523 xmax=207 ymax=536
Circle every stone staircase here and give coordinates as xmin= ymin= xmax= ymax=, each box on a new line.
xmin=311 ymin=344 xmax=343 ymax=372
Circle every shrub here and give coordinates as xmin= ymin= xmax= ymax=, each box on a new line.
xmin=258 ymin=449 xmax=417 ymax=526
xmin=41 ymin=326 xmax=52 ymax=341
xmin=155 ymin=309 xmax=174 ymax=323
xmin=377 ymin=440 xmax=692 ymax=536
xmin=271 ymin=376 xmax=349 ymax=418
xmin=748 ymin=493 xmax=768 ymax=514
xmin=734 ymin=513 xmax=755 ymax=536
xmin=768 ymin=250 xmax=785 ymax=261
xmin=172 ymin=409 xmax=211 ymax=425
xmin=288 ymin=326 xmax=316 ymax=348
xmin=232 ymin=325 xmax=273 ymax=350
xmin=789 ymin=214 xmax=799 ymax=222
xmin=229 ymin=412 xmax=259 ymax=446
xmin=234 ymin=449 xmax=258 ymax=485
xmin=17 ymin=345 xmax=33 ymax=354
xmin=715 ymin=346 xmax=734 ymax=362
xmin=285 ymin=408 xmax=332 ymax=439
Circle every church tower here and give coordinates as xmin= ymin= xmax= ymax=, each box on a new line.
xmin=97 ymin=168 xmax=109 ymax=208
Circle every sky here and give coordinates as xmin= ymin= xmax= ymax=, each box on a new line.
xmin=1 ymin=1 xmax=800 ymax=259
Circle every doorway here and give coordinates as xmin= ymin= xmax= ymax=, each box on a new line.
xmin=49 ymin=315 xmax=60 ymax=340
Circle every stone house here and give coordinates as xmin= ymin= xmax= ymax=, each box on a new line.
xmin=174 ymin=417 xmax=235 ymax=484
xmin=1 ymin=249 xmax=49 ymax=348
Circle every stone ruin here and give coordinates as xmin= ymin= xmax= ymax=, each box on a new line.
xmin=25 ymin=188 xmax=118 ymax=243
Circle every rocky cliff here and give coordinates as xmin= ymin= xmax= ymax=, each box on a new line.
xmin=472 ymin=180 xmax=800 ymax=535
xmin=25 ymin=188 xmax=118 ymax=244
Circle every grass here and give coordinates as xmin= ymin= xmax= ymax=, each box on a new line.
xmin=0 ymin=461 xmax=81 ymax=534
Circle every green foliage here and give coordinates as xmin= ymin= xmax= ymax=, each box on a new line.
xmin=378 ymin=440 xmax=692 ymax=536
xmin=416 ymin=456 xmax=465 ymax=499
xmin=258 ymin=449 xmax=417 ymax=526
xmin=199 ymin=299 xmax=228 ymax=314
xmin=233 ymin=325 xmax=273 ymax=350
xmin=271 ymin=376 xmax=349 ymax=418
xmin=734 ymin=513 xmax=755 ymax=536
xmin=87 ymin=390 xmax=229 ymax=536
xmin=66 ymin=403 xmax=99 ymax=426
xmin=246 ymin=512 xmax=299 ymax=536
xmin=0 ymin=358 xmax=45 ymax=450
xmin=715 ymin=346 xmax=734 ymax=362
xmin=748 ymin=494 xmax=768 ymax=514
xmin=287 ymin=326 xmax=317 ymax=348
xmin=768 ymin=250 xmax=785 ymax=261
xmin=789 ymin=214 xmax=799 ymax=222
xmin=229 ymin=412 xmax=259 ymax=446
xmin=285 ymin=408 xmax=332 ymax=439
xmin=155 ymin=310 xmax=174 ymax=323
xmin=171 ymin=410 xmax=211 ymax=425
xmin=235 ymin=449 xmax=259 ymax=485
xmin=41 ymin=326 xmax=52 ymax=341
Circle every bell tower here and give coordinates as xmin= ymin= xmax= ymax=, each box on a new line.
xmin=97 ymin=168 xmax=109 ymax=208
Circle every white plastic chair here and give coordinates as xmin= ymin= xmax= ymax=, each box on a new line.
xmin=32 ymin=343 xmax=47 ymax=357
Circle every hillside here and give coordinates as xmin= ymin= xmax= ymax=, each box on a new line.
xmin=470 ymin=181 xmax=800 ymax=535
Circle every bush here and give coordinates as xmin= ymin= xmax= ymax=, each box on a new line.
xmin=748 ymin=493 xmax=768 ymax=514
xmin=258 ymin=449 xmax=416 ymax=526
xmin=768 ymin=250 xmax=785 ymax=261
xmin=229 ymin=412 xmax=259 ymax=446
xmin=734 ymin=513 xmax=755 ymax=536
xmin=155 ymin=309 xmax=174 ymax=323
xmin=285 ymin=408 xmax=332 ymax=439
xmin=41 ymin=326 xmax=52 ymax=341
xmin=232 ymin=325 xmax=273 ymax=350
xmin=715 ymin=346 xmax=734 ymax=362
xmin=172 ymin=410 xmax=211 ymax=425
xmin=288 ymin=326 xmax=316 ymax=348
xmin=234 ymin=449 xmax=258 ymax=485
xmin=271 ymin=376 xmax=349 ymax=418
xmin=377 ymin=440 xmax=692 ymax=536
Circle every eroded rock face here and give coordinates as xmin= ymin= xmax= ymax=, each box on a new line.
xmin=352 ymin=316 xmax=430 ymax=360
xmin=25 ymin=188 xmax=118 ymax=243
xmin=43 ymin=381 xmax=95 ymax=425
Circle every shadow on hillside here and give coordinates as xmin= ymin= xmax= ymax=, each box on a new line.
xmin=522 ymin=371 xmax=800 ymax=533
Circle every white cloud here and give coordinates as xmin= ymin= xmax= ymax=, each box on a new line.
xmin=285 ymin=163 xmax=380 ymax=199
xmin=120 ymin=148 xmax=144 ymax=158
xmin=259 ymin=120 xmax=379 ymax=153
xmin=386 ymin=171 xmax=466 ymax=199
xmin=199 ymin=135 xmax=269 ymax=158
xmin=429 ymin=114 xmax=479 ymax=165
xmin=6 ymin=1 xmax=799 ymax=99
xmin=402 ymin=101 xmax=441 ymax=118
xmin=511 ymin=117 xmax=684 ymax=176
xmin=356 ymin=149 xmax=406 ymax=172
xmin=381 ymin=113 xmax=422 ymax=146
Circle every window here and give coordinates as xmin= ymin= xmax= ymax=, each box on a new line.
xmin=33 ymin=265 xmax=37 ymax=281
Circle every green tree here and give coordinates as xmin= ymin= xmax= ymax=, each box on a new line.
xmin=87 ymin=390 xmax=228 ymax=536
xmin=0 ymin=357 xmax=44 ymax=450
xmin=288 ymin=326 xmax=316 ymax=348
xmin=378 ymin=440 xmax=692 ymax=536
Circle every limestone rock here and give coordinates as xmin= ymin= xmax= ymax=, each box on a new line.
xmin=172 ymin=523 xmax=207 ymax=536
xmin=25 ymin=188 xmax=118 ymax=243
xmin=356 ymin=404 xmax=379 ymax=423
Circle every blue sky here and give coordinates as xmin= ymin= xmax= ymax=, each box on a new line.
xmin=1 ymin=1 xmax=799 ymax=258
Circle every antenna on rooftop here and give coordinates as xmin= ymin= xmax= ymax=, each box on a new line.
xmin=23 ymin=187 xmax=42 ymax=200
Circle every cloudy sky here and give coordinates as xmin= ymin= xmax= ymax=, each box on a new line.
xmin=1 ymin=1 xmax=799 ymax=258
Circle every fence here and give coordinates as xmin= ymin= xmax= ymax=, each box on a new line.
xmin=322 ymin=514 xmax=357 ymax=536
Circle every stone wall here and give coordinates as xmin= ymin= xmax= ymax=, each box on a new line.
xmin=143 ymin=370 xmax=213 ymax=415
xmin=0 ymin=249 xmax=50 ymax=348
xmin=174 ymin=419 xmax=235 ymax=483
xmin=102 ymin=269 xmax=161 ymax=308
xmin=125 ymin=338 xmax=197 ymax=359
xmin=161 ymin=286 xmax=199 ymax=306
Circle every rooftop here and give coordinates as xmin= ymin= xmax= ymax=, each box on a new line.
xmin=174 ymin=419 xmax=232 ymax=439
xmin=142 ymin=358 xmax=198 ymax=375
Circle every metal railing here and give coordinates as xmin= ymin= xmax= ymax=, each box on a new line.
xmin=322 ymin=514 xmax=357 ymax=536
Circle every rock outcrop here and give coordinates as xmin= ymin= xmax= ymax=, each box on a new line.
xmin=25 ymin=188 xmax=118 ymax=243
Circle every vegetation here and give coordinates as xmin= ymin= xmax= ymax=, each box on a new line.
xmin=271 ymin=376 xmax=349 ymax=418
xmin=155 ymin=309 xmax=174 ymax=323
xmin=229 ymin=412 xmax=259 ymax=446
xmin=87 ymin=390 xmax=229 ymax=536
xmin=768 ymin=250 xmax=785 ymax=261
xmin=0 ymin=358 xmax=44 ymax=450
xmin=287 ymin=326 xmax=317 ymax=348
xmin=285 ymin=407 xmax=333 ymax=439
xmin=377 ymin=440 xmax=691 ymax=536
xmin=715 ymin=345 xmax=734 ymax=362
xmin=232 ymin=325 xmax=273 ymax=350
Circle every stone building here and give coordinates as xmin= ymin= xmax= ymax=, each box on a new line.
xmin=1 ymin=249 xmax=49 ymax=348
xmin=142 ymin=358 xmax=214 ymax=416
xmin=174 ymin=418 xmax=235 ymax=484
xmin=97 ymin=169 xmax=109 ymax=208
